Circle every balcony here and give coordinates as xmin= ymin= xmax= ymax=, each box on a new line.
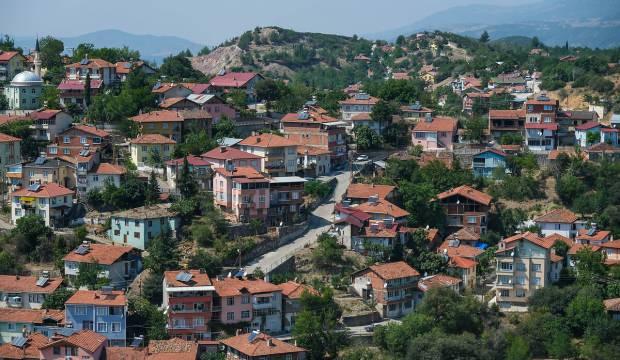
xmin=253 ymin=301 xmax=274 ymax=310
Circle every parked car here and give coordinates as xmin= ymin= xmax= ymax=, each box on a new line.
xmin=356 ymin=154 xmax=369 ymax=161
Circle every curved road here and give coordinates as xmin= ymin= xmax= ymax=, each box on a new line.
xmin=245 ymin=170 xmax=352 ymax=273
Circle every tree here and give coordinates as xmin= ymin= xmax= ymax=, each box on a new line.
xmin=197 ymin=46 xmax=211 ymax=56
xmin=177 ymin=156 xmax=197 ymax=199
xmin=417 ymin=287 xmax=485 ymax=335
xmin=127 ymin=297 xmax=168 ymax=342
xmin=43 ymin=288 xmax=76 ymax=309
xmin=556 ymin=174 xmax=586 ymax=206
xmin=145 ymin=171 xmax=161 ymax=205
xmin=586 ymin=131 xmax=601 ymax=145
xmin=370 ymin=99 xmax=396 ymax=133
xmin=396 ymin=35 xmax=406 ymax=46
xmin=13 ymin=215 xmax=52 ymax=255
xmin=0 ymin=35 xmax=18 ymax=51
xmin=255 ymin=79 xmax=281 ymax=103
xmin=566 ymin=286 xmax=606 ymax=336
xmin=74 ymin=226 xmax=88 ymax=243
xmin=353 ymin=125 xmax=381 ymax=150
xmin=143 ymin=232 xmax=180 ymax=275
xmin=574 ymin=247 xmax=607 ymax=285
xmin=407 ymin=331 xmax=488 ymax=360
xmin=479 ymin=31 xmax=490 ymax=43
xmin=39 ymin=36 xmax=64 ymax=68
xmin=0 ymin=94 xmax=8 ymax=111
xmin=463 ymin=117 xmax=487 ymax=144
xmin=237 ymin=31 xmax=253 ymax=50
xmin=188 ymin=249 xmax=222 ymax=277
xmin=84 ymin=72 xmax=92 ymax=108
xmin=312 ymin=233 xmax=343 ymax=267
xmin=41 ymin=86 xmax=61 ymax=109
xmin=147 ymin=147 xmax=163 ymax=170
xmin=531 ymin=36 xmax=542 ymax=48
xmin=0 ymin=251 xmax=20 ymax=275
xmin=159 ymin=53 xmax=204 ymax=81
xmin=213 ymin=117 xmax=238 ymax=139
xmin=506 ymin=336 xmax=530 ymax=360
xmin=75 ymin=262 xmax=109 ymax=290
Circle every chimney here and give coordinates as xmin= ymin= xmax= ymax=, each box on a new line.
xmin=267 ymin=339 xmax=274 ymax=347
xmin=425 ymin=113 xmax=432 ymax=123
xmin=235 ymin=329 xmax=242 ymax=336
xmin=220 ymin=146 xmax=226 ymax=153
xmin=256 ymin=137 xmax=261 ymax=143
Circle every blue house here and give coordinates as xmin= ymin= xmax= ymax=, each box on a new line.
xmin=107 ymin=203 xmax=180 ymax=250
xmin=472 ymin=149 xmax=507 ymax=178
xmin=64 ymin=288 xmax=127 ymax=347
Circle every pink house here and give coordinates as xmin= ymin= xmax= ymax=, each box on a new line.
xmin=39 ymin=330 xmax=106 ymax=360
xmin=213 ymin=167 xmax=270 ymax=222
xmin=201 ymin=146 xmax=262 ymax=171
xmin=412 ymin=116 xmax=458 ymax=151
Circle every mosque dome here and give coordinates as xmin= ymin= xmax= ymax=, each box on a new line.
xmin=11 ymin=71 xmax=43 ymax=86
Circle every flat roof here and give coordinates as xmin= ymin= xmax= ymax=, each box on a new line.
xmin=269 ymin=176 xmax=307 ymax=184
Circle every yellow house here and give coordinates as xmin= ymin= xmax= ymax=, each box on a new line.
xmin=129 ymin=134 xmax=176 ymax=169
xmin=0 ymin=51 xmax=26 ymax=82
xmin=130 ymin=109 xmax=212 ymax=142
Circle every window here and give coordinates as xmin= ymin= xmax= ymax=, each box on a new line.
xmin=82 ymin=320 xmax=94 ymax=330
xmin=96 ymin=322 xmax=107 ymax=333
xmin=96 ymin=307 xmax=108 ymax=316
xmin=516 ymin=263 xmax=526 ymax=271
xmin=14 ymin=209 xmax=21 ymax=217
xmin=7 ymin=322 xmax=15 ymax=330
xmin=292 ymin=192 xmax=299 ymax=200
xmin=80 ymin=137 xmax=87 ymax=144
xmin=111 ymin=322 xmax=121 ymax=332
xmin=256 ymin=296 xmax=270 ymax=304
xmin=290 ymin=204 xmax=296 ymax=212
xmin=194 ymin=303 xmax=205 ymax=311
xmin=74 ymin=306 xmax=88 ymax=315
xmin=163 ymin=145 xmax=169 ymax=152
xmin=53 ymin=346 xmax=61 ymax=355
xmin=134 ymin=232 xmax=140 ymax=238
xmin=93 ymin=137 xmax=101 ymax=144
xmin=63 ymin=136 xmax=70 ymax=144
xmin=241 ymin=310 xmax=250 ymax=318
xmin=142 ymin=146 xmax=147 ymax=152
xmin=241 ymin=295 xmax=250 ymax=304
xmin=226 ymin=312 xmax=235 ymax=321
xmin=532 ymin=277 xmax=541 ymax=285
xmin=388 ymin=304 xmax=396 ymax=311
xmin=516 ymin=289 xmax=526 ymax=297
xmin=467 ymin=216 xmax=477 ymax=224
xmin=544 ymin=105 xmax=553 ymax=111
xmin=63 ymin=148 xmax=71 ymax=155
xmin=66 ymin=347 xmax=78 ymax=356
xmin=532 ymin=264 xmax=541 ymax=272
xmin=193 ymin=317 xmax=205 ymax=327
xmin=148 ymin=220 xmax=153 ymax=227
xmin=500 ymin=289 xmax=509 ymax=297
xmin=162 ymin=122 xmax=168 ymax=129
xmin=500 ymin=262 xmax=513 ymax=271
xmin=527 ymin=105 xmax=534 ymax=112
xmin=543 ymin=116 xmax=552 ymax=123
xmin=49 ymin=147 xmax=57 ymax=154
xmin=226 ymin=297 xmax=235 ymax=306
xmin=515 ymin=276 xmax=526 ymax=285
xmin=259 ymin=195 xmax=265 ymax=204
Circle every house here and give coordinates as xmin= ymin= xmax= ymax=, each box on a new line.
xmin=0 ymin=50 xmax=27 ymax=82
xmin=574 ymin=121 xmax=603 ymax=148
xmin=5 ymin=71 xmax=43 ymax=111
xmin=57 ymin=79 xmax=103 ymax=108
xmin=575 ymin=224 xmax=611 ymax=246
xmin=152 ymin=83 xmax=193 ymax=103
xmin=130 ymin=110 xmax=212 ymax=143
xmin=600 ymin=240 xmax=620 ymax=266
xmin=488 ymin=109 xmax=526 ymax=140
xmin=419 ymin=65 xmax=436 ymax=85
xmin=129 ymin=134 xmax=176 ymax=169
xmin=353 ymin=54 xmax=371 ymax=63
xmin=201 ymin=146 xmax=262 ymax=172
xmin=417 ymin=274 xmax=461 ymax=293
xmin=114 ymin=61 xmax=156 ymax=82
xmin=297 ymin=146 xmax=331 ymax=177
xmin=208 ymin=71 xmax=263 ymax=102
xmin=586 ymin=142 xmax=620 ymax=162
xmin=20 ymin=157 xmax=75 ymax=189
xmin=220 ymin=331 xmax=307 ymax=360
xmin=237 ymin=134 xmax=298 ymax=176
xmin=534 ymin=208 xmax=585 ymax=239
xmin=350 ymin=113 xmax=383 ymax=135
xmin=86 ymin=163 xmax=126 ymax=193
xmin=411 ymin=116 xmax=458 ymax=151
xmin=435 ymin=185 xmax=492 ymax=234
xmin=213 ymin=167 xmax=270 ymax=223
xmin=0 ymin=133 xmax=21 ymax=184
xmin=447 ymin=256 xmax=477 ymax=290
xmin=0 ymin=275 xmax=63 ymax=310
xmin=268 ymin=177 xmax=306 ymax=226
xmin=162 ymin=270 xmax=215 ymax=341
xmin=345 ymin=183 xmax=395 ymax=205
xmin=64 ymin=289 xmax=127 ymax=346
xmin=28 ymin=110 xmax=73 ymax=142
xmin=49 ymin=125 xmax=111 ymax=157
xmin=556 ymin=110 xmax=599 ymax=145
xmin=391 ymin=72 xmax=411 ymax=81
xmin=400 ymin=102 xmax=433 ymax=122
xmin=63 ymin=243 xmax=142 ymax=288
xmin=601 ymin=127 xmax=620 ymax=147
xmin=166 ymin=155 xmax=213 ymax=192
xmin=438 ymin=231 xmax=484 ymax=289
xmin=0 ymin=332 xmax=50 ymax=359
xmin=0 ymin=309 xmax=64 ymax=343
xmin=462 ymin=92 xmax=490 ymax=114
xmin=107 ymin=203 xmax=180 ymax=250
xmin=186 ymin=94 xmax=237 ymax=123
xmin=65 ymin=57 xmax=117 ymax=86
xmin=11 ymin=183 xmax=75 ymax=228
xmin=146 ymin=338 xmax=199 ymax=360
xmin=524 ymin=95 xmax=559 ymax=152
xmin=604 ymin=298 xmax=620 ymax=320
xmin=211 ymin=277 xmax=283 ymax=333
xmin=39 ymin=330 xmax=107 ymax=359
xmin=351 ymin=261 xmax=420 ymax=319
xmin=451 ymin=76 xmax=482 ymax=94
xmin=354 ymin=197 xmax=410 ymax=224
xmin=339 ymin=93 xmax=379 ymax=123
xmin=333 ymin=203 xmax=372 ymax=249
xmin=158 ymin=97 xmax=200 ymax=111
xmin=278 ymin=282 xmax=318 ymax=332
xmin=351 ymin=221 xmax=401 ymax=256
xmin=489 ymin=74 xmax=526 ymax=89
xmin=280 ymin=106 xmax=347 ymax=166
xmin=494 ymin=232 xmax=564 ymax=311
xmin=344 ymin=83 xmax=363 ymax=97
xmin=472 ymin=149 xmax=507 ymax=178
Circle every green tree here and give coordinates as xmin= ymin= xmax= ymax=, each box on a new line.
xmin=353 ymin=125 xmax=381 ymax=150
xmin=213 ymin=117 xmax=238 ymax=139
xmin=574 ymin=247 xmax=607 ymax=285
xmin=566 ymin=286 xmax=606 ymax=336
xmin=43 ymin=288 xmax=76 ymax=309
xmin=237 ymin=31 xmax=253 ymax=50
xmin=160 ymin=53 xmax=204 ymax=81
xmin=0 ymin=94 xmax=8 ymax=111
xmin=479 ymin=31 xmax=490 ymax=43
xmin=75 ymin=262 xmax=109 ymax=290
xmin=177 ymin=156 xmax=197 ymax=199
xmin=417 ymin=287 xmax=485 ymax=335
xmin=39 ymin=36 xmax=64 ymax=69
xmin=312 ymin=232 xmax=343 ymax=267
xmin=127 ymin=297 xmax=168 ymax=342
xmin=370 ymin=99 xmax=396 ymax=134
xmin=13 ymin=215 xmax=52 ymax=255
xmin=147 ymin=147 xmax=163 ymax=170
xmin=41 ymin=86 xmax=61 ymax=109
xmin=143 ymin=232 xmax=180 ymax=275
xmin=145 ymin=171 xmax=161 ymax=205
xmin=84 ymin=72 xmax=92 ymax=108
xmin=463 ymin=117 xmax=487 ymax=144
xmin=189 ymin=250 xmax=222 ymax=277
xmin=197 ymin=46 xmax=211 ymax=56
xmin=0 ymin=251 xmax=20 ymax=275
xmin=586 ymin=131 xmax=601 ymax=145
xmin=506 ymin=335 xmax=531 ymax=360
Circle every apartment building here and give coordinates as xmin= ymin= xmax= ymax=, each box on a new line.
xmin=268 ymin=176 xmax=306 ymax=226
xmin=221 ymin=332 xmax=307 ymax=360
xmin=213 ymin=167 xmax=270 ymax=223
xmin=411 ymin=116 xmax=458 ymax=151
xmin=237 ymin=134 xmax=298 ymax=176
xmin=65 ymin=57 xmax=117 ymax=86
xmin=165 ymin=155 xmax=213 ymax=192
xmin=129 ymin=134 xmax=176 ymax=169
xmin=534 ymin=208 xmax=586 ymax=239
xmin=28 ymin=110 xmax=73 ymax=142
xmin=11 ymin=183 xmax=75 ymax=228
xmin=339 ymin=92 xmax=379 ymax=123
xmin=201 ymin=146 xmax=262 ymax=172
xmin=39 ymin=330 xmax=107 ymax=359
xmin=436 ymin=185 xmax=492 ymax=234
xmin=130 ymin=110 xmax=212 ymax=143
xmin=107 ymin=204 xmax=180 ymax=250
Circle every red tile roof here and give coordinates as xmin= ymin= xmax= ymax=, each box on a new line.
xmin=0 ymin=114 xmax=28 ymax=126
xmin=66 ymin=58 xmax=115 ymax=69
xmin=92 ymin=163 xmax=126 ymax=175
xmin=334 ymin=203 xmax=372 ymax=228
xmin=158 ymin=97 xmax=187 ymax=109
xmin=281 ymin=109 xmax=337 ymax=124
xmin=534 ymin=208 xmax=578 ymax=224
xmin=165 ymin=155 xmax=212 ymax=167
xmin=297 ymin=145 xmax=331 ymax=156
xmin=57 ymin=79 xmax=103 ymax=91
xmin=152 ymin=83 xmax=189 ymax=94
xmin=0 ymin=332 xmax=49 ymax=359
xmin=445 ymin=227 xmax=480 ymax=242
xmin=587 ymin=143 xmax=620 ymax=153
xmin=502 ymin=231 xmax=553 ymax=250
xmin=418 ymin=274 xmax=461 ymax=292
xmin=131 ymin=110 xmax=184 ymax=123
xmin=106 ymin=347 xmax=147 ymax=360
xmin=0 ymin=308 xmax=64 ymax=324
xmin=600 ymin=240 xmax=620 ymax=249
xmin=12 ymin=183 xmax=74 ymax=198
xmin=209 ymin=72 xmax=260 ymax=88
xmin=130 ymin=134 xmax=176 ymax=145
xmin=148 ymin=338 xmax=199 ymax=360
xmin=350 ymin=113 xmax=372 ymax=121
xmin=361 ymin=224 xmax=399 ymax=238
xmin=354 ymin=199 xmax=410 ymax=219
xmin=181 ymin=82 xmax=212 ymax=94
xmin=63 ymin=243 xmax=135 ymax=265
xmin=604 ymin=298 xmax=620 ymax=312
xmin=438 ymin=240 xmax=483 ymax=259
xmin=164 ymin=270 xmax=212 ymax=288
xmin=69 ymin=124 xmax=110 ymax=138
xmin=575 ymin=121 xmax=602 ymax=131
xmin=202 ymin=146 xmax=261 ymax=160
xmin=338 ymin=95 xmax=379 ymax=105
xmin=576 ymin=228 xmax=611 ymax=242
xmin=526 ymin=98 xmax=558 ymax=106
xmin=66 ymin=290 xmax=127 ymax=306
xmin=0 ymin=51 xmax=21 ymax=62
xmin=568 ymin=243 xmax=601 ymax=255
xmin=449 ymin=256 xmax=477 ymax=269
xmin=214 ymin=166 xmax=265 ymax=179
xmin=30 ymin=109 xmax=62 ymax=120
xmin=41 ymin=330 xmax=107 ymax=354
xmin=238 ymin=134 xmax=297 ymax=148
xmin=346 ymin=183 xmax=395 ymax=200
xmin=413 ymin=116 xmax=458 ymax=133
xmin=369 ymin=261 xmax=420 ymax=280
xmin=212 ymin=277 xmax=281 ymax=297
xmin=278 ymin=281 xmax=318 ymax=299
xmin=544 ymin=233 xmax=573 ymax=247
xmin=221 ymin=332 xmax=306 ymax=357
xmin=436 ymin=185 xmax=492 ymax=206
xmin=0 ymin=132 xmax=21 ymax=143
xmin=550 ymin=253 xmax=564 ymax=263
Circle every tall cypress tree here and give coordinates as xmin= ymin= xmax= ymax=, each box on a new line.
xmin=145 ymin=171 xmax=161 ymax=205
xmin=177 ymin=156 xmax=197 ymax=199
xmin=84 ymin=72 xmax=91 ymax=108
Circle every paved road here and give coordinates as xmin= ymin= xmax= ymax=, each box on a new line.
xmin=245 ymin=170 xmax=351 ymax=273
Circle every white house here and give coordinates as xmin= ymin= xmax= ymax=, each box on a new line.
xmin=574 ymin=121 xmax=602 ymax=148
xmin=86 ymin=163 xmax=126 ymax=192
xmin=534 ymin=208 xmax=586 ymax=239
xmin=11 ymin=183 xmax=75 ymax=228
xmin=0 ymin=275 xmax=63 ymax=309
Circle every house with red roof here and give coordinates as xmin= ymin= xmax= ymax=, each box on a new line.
xmin=158 ymin=97 xmax=200 ymax=111
xmin=0 ymin=308 xmax=64 ymax=343
xmin=495 ymin=232 xmax=564 ymax=311
xmin=0 ymin=275 xmax=63 ymax=310
xmin=39 ymin=330 xmax=108 ymax=359
xmin=237 ymin=134 xmax=298 ymax=176
xmin=462 ymin=92 xmax=491 ymax=114
xmin=162 ymin=270 xmax=215 ymax=340
xmin=351 ymin=261 xmax=420 ymax=319
xmin=57 ymin=79 xmax=103 ymax=108
xmin=297 ymin=145 xmax=331 ymax=177
xmin=166 ymin=155 xmax=213 ymax=192
xmin=600 ymin=240 xmax=620 ymax=266
xmin=129 ymin=134 xmax=176 ymax=169
xmin=201 ymin=146 xmax=262 ymax=172
xmin=213 ymin=167 xmax=270 ymax=223
xmin=345 ymin=183 xmax=395 ymax=205
xmin=28 ymin=109 xmax=73 ymax=141
xmin=64 ymin=290 xmax=127 ymax=346
xmin=338 ymin=92 xmax=379 ymax=124
xmin=0 ymin=132 xmax=21 ymax=181
xmin=208 ymin=71 xmax=263 ymax=102
xmin=438 ymin=229 xmax=484 ymax=289
xmin=436 ymin=185 xmax=492 ymax=234
xmin=186 ymin=93 xmax=236 ymax=123
xmin=534 ymin=208 xmax=586 ymax=239
xmin=0 ymin=332 xmax=51 ymax=359
xmin=471 ymin=148 xmax=507 ymax=178
xmin=130 ymin=109 xmax=212 ymax=143
xmin=400 ymin=102 xmax=433 ymax=122
xmin=86 ymin=163 xmax=126 ymax=193
xmin=488 ymin=109 xmax=526 ymax=140
xmin=412 ymin=116 xmax=458 ymax=151
xmin=418 ymin=274 xmax=461 ymax=293
xmin=220 ymin=331 xmax=307 ymax=360
xmin=63 ymin=242 xmax=142 ymax=288
xmin=524 ymin=95 xmax=559 ymax=152
xmin=575 ymin=121 xmax=603 ymax=148
xmin=0 ymin=50 xmax=27 ymax=82
xmin=278 ymin=281 xmax=318 ymax=332
xmin=115 ymin=61 xmax=156 ymax=82
xmin=11 ymin=183 xmax=75 ymax=227
xmin=65 ymin=56 xmax=117 ymax=86
xmin=152 ymin=83 xmax=193 ymax=103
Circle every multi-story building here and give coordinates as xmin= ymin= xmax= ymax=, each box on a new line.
xmin=0 ymin=308 xmax=64 ymax=343
xmin=278 ymin=281 xmax=318 ymax=332
xmin=400 ymin=102 xmax=433 ymax=122
xmin=237 ymin=134 xmax=298 ymax=176
xmin=494 ymin=232 xmax=564 ymax=311
xmin=47 ymin=125 xmax=111 ymax=158
xmin=152 ymin=83 xmax=193 ymax=103
xmin=130 ymin=110 xmax=212 ymax=142
xmin=268 ymin=176 xmax=306 ymax=226
xmin=534 ymin=208 xmax=586 ymax=239
xmin=20 ymin=157 xmax=75 ymax=189
xmin=600 ymin=240 xmax=620 ymax=266
xmin=524 ymin=95 xmax=559 ymax=152
xmin=351 ymin=221 xmax=401 ymax=256
xmin=575 ymin=224 xmax=612 ymax=246
xmin=57 ymin=79 xmax=103 ymax=108
xmin=114 ymin=60 xmax=156 ymax=82
xmin=488 ymin=109 xmax=526 ymax=141
xmin=345 ymin=183 xmax=395 ymax=205
xmin=208 ymin=71 xmax=263 ymax=102
xmin=64 ymin=289 xmax=127 ymax=346
xmin=472 ymin=149 xmax=507 ymax=178
xmin=418 ymin=274 xmax=462 ymax=294
xmin=11 ymin=183 xmax=75 ymax=228
xmin=107 ymin=203 xmax=180 ymax=250
xmin=129 ymin=134 xmax=176 ymax=169
xmin=339 ymin=92 xmax=379 ymax=124
xmin=213 ymin=167 xmax=270 ymax=223
xmin=65 ymin=57 xmax=117 ymax=86
xmin=5 ymin=71 xmax=43 ymax=111
xmin=201 ymin=146 xmax=262 ymax=172
xmin=0 ymin=50 xmax=26 ymax=82
xmin=436 ymin=185 xmax=492 ymax=234
xmin=221 ymin=332 xmax=307 ymax=360
xmin=86 ymin=163 xmax=126 ymax=193
xmin=353 ymin=197 xmax=410 ymax=224
xmin=211 ymin=277 xmax=283 ymax=333
xmin=0 ymin=275 xmax=63 ymax=310
xmin=63 ymin=243 xmax=142 ymax=288
xmin=411 ymin=116 xmax=458 ymax=151
xmin=166 ymin=155 xmax=213 ymax=192
xmin=28 ymin=110 xmax=73 ymax=142
xmin=39 ymin=330 xmax=107 ymax=359
xmin=280 ymin=106 xmax=347 ymax=166
xmin=162 ymin=270 xmax=215 ymax=341
xmin=186 ymin=94 xmax=237 ymax=123
xmin=0 ymin=133 xmax=21 ymax=186
xmin=462 ymin=92 xmax=490 ymax=114
xmin=351 ymin=261 xmax=420 ymax=319
xmin=297 ymin=146 xmax=331 ymax=177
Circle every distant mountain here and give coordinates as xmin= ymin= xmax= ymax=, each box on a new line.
xmin=367 ymin=0 xmax=620 ymax=48
xmin=14 ymin=29 xmax=205 ymax=64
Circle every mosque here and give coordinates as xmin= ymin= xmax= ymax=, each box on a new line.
xmin=6 ymin=39 xmax=43 ymax=111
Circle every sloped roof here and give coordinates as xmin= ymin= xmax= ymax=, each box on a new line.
xmin=130 ymin=134 xmax=176 ymax=145
xmin=202 ymin=146 xmax=261 ymax=160
xmin=91 ymin=163 xmax=126 ymax=175
xmin=209 ymin=72 xmax=260 ymax=88
xmin=534 ymin=208 xmax=578 ymax=224
xmin=346 ymin=183 xmax=395 ymax=200
xmin=0 ymin=132 xmax=21 ymax=143
xmin=12 ymin=183 xmax=74 ymax=198
xmin=418 ymin=274 xmax=461 ymax=292
xmin=238 ymin=134 xmax=297 ymax=148
xmin=449 ymin=256 xmax=477 ymax=269
xmin=148 ymin=338 xmax=199 ymax=360
xmin=213 ymin=277 xmax=282 ymax=297
xmin=438 ymin=240 xmax=483 ymax=259
xmin=436 ymin=185 xmax=492 ymax=206
xmin=164 ymin=270 xmax=212 ymax=288
xmin=576 ymin=228 xmax=611 ymax=242
xmin=221 ymin=332 xmax=306 ymax=357
xmin=368 ymin=261 xmax=420 ymax=280
xmin=278 ymin=281 xmax=318 ymax=299
xmin=0 ymin=332 xmax=50 ymax=360
xmin=131 ymin=110 xmax=184 ymax=123
xmin=445 ymin=227 xmax=480 ymax=242
xmin=575 ymin=121 xmax=601 ymax=131
xmin=67 ymin=124 xmax=110 ymax=138
xmin=354 ymin=199 xmax=410 ymax=218
xmin=165 ymin=155 xmax=212 ymax=167
xmin=111 ymin=203 xmax=178 ymax=220
xmin=604 ymin=298 xmax=620 ymax=312
xmin=502 ymin=231 xmax=553 ymax=250
xmin=413 ymin=116 xmax=457 ymax=132
xmin=63 ymin=243 xmax=136 ymax=265
xmin=66 ymin=290 xmax=127 ymax=306
xmin=42 ymin=330 xmax=107 ymax=353
xmin=0 ymin=308 xmax=64 ymax=324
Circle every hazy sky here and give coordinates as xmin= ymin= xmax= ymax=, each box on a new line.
xmin=2 ymin=0 xmax=535 ymax=45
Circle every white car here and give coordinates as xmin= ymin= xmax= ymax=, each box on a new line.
xmin=356 ymin=154 xmax=369 ymax=161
